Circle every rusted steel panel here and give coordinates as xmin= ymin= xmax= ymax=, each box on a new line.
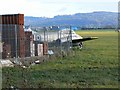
xmin=1 ymin=14 xmax=25 ymax=59
xmin=43 ymin=42 xmax=48 ymax=55
xmin=2 ymin=44 xmax=11 ymax=59
xmin=25 ymin=31 xmax=33 ymax=57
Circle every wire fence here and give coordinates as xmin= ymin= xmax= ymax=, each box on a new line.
xmin=0 ymin=24 xmax=73 ymax=66
xmin=0 ymin=24 xmax=1 ymax=90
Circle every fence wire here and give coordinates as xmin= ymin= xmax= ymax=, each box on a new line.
xmin=0 ymin=24 xmax=73 ymax=66
xmin=0 ymin=24 xmax=2 ymax=90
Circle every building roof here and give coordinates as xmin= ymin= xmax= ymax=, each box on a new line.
xmin=24 ymin=26 xmax=39 ymax=35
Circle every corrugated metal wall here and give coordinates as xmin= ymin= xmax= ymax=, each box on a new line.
xmin=1 ymin=14 xmax=25 ymax=59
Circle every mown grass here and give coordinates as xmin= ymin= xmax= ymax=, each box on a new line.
xmin=2 ymin=30 xmax=119 ymax=88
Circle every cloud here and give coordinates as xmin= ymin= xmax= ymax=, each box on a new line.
xmin=57 ymin=7 xmax=68 ymax=12
xmin=0 ymin=0 xmax=118 ymax=17
xmin=69 ymin=0 xmax=119 ymax=2
xmin=36 ymin=0 xmax=119 ymax=3
xmin=0 ymin=0 xmax=27 ymax=14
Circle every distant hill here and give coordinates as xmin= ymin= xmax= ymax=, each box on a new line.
xmin=24 ymin=11 xmax=117 ymax=28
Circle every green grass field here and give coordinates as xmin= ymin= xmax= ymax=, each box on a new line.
xmin=2 ymin=30 xmax=119 ymax=88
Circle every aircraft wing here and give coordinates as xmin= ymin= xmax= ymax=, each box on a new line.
xmin=72 ymin=37 xmax=98 ymax=43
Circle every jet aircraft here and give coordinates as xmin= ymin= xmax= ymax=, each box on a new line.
xmin=29 ymin=27 xmax=98 ymax=49
xmin=69 ymin=30 xmax=98 ymax=48
xmin=46 ymin=29 xmax=98 ymax=49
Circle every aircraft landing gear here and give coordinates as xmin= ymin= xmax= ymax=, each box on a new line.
xmin=79 ymin=42 xmax=83 ymax=49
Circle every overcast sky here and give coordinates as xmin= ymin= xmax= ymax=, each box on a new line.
xmin=0 ymin=0 xmax=119 ymax=17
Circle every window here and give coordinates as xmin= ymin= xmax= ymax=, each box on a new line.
xmin=37 ymin=36 xmax=40 ymax=40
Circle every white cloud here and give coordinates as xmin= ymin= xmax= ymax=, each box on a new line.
xmin=0 ymin=0 xmax=118 ymax=17
xmin=57 ymin=7 xmax=68 ymax=12
xmin=32 ymin=0 xmax=119 ymax=3
xmin=0 ymin=0 xmax=27 ymax=14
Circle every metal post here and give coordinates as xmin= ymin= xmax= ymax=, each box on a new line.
xmin=60 ymin=30 xmax=62 ymax=58
xmin=70 ymin=26 xmax=72 ymax=48
xmin=15 ymin=25 xmax=18 ymax=64
xmin=0 ymin=24 xmax=2 ymax=59
xmin=0 ymin=23 xmax=2 ymax=90
xmin=44 ymin=30 xmax=45 ymax=42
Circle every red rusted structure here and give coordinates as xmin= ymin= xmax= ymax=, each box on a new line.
xmin=43 ymin=42 xmax=48 ymax=55
xmin=25 ymin=31 xmax=33 ymax=57
xmin=1 ymin=14 xmax=25 ymax=59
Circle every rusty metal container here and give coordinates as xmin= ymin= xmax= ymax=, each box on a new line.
xmin=43 ymin=42 xmax=48 ymax=55
xmin=1 ymin=14 xmax=25 ymax=58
